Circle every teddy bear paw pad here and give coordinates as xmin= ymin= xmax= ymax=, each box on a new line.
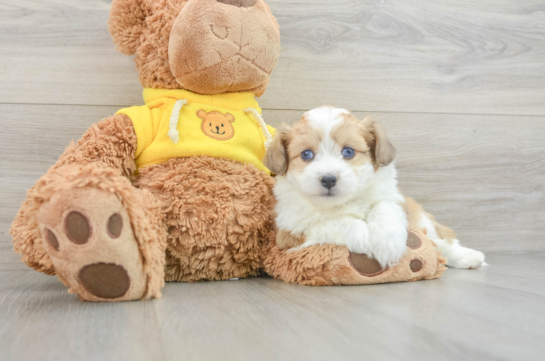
xmin=79 ymin=263 xmax=131 ymax=299
xmin=348 ymin=252 xmax=387 ymax=276
xmin=410 ymin=259 xmax=423 ymax=272
xmin=37 ymin=187 xmax=148 ymax=301
xmin=406 ymin=231 xmax=422 ymax=249
xmin=65 ymin=211 xmax=91 ymax=244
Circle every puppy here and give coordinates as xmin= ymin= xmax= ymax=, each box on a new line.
xmin=265 ymin=106 xmax=486 ymax=269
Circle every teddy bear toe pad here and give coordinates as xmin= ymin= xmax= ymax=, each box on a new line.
xmin=406 ymin=231 xmax=422 ymax=249
xmin=37 ymin=187 xmax=148 ymax=301
xmin=64 ymin=211 xmax=91 ymax=244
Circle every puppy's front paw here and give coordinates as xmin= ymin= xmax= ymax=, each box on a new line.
xmin=367 ymin=224 xmax=408 ymax=269
xmin=448 ymin=247 xmax=486 ymax=269
xmin=345 ymin=220 xmax=370 ymax=255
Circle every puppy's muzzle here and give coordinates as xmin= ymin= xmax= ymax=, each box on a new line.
xmin=320 ymin=175 xmax=337 ymax=190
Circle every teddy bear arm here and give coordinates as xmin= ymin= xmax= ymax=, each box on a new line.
xmin=53 ymin=114 xmax=138 ymax=176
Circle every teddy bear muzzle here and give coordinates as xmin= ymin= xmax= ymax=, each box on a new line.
xmin=168 ymin=0 xmax=281 ymax=96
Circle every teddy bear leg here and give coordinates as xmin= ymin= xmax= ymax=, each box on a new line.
xmin=30 ymin=165 xmax=167 ymax=301
xmin=264 ymin=228 xmax=447 ymax=286
xmin=133 ymin=157 xmax=276 ymax=282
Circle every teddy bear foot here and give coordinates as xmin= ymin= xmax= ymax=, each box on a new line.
xmin=37 ymin=187 xmax=152 ymax=301
xmin=264 ymin=227 xmax=447 ymax=286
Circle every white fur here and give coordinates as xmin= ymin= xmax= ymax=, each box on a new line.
xmin=275 ymin=107 xmax=407 ymax=268
xmin=418 ymin=214 xmax=487 ymax=269
xmin=274 ymin=106 xmax=486 ymax=269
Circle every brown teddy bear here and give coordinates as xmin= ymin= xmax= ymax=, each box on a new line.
xmin=11 ymin=0 xmax=446 ymax=301
xmin=10 ymin=0 xmax=281 ymax=301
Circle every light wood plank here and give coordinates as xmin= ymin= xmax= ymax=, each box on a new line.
xmin=1 ymin=0 xmax=544 ymax=115
xmin=0 ymin=270 xmax=165 ymax=361
xmin=447 ymin=252 xmax=545 ymax=297
xmin=1 ymin=104 xmax=544 ymax=253
xmin=1 ymin=253 xmax=545 ymax=361
xmin=0 ymin=232 xmax=28 ymax=271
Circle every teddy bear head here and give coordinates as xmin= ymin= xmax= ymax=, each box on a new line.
xmin=109 ymin=0 xmax=281 ymax=97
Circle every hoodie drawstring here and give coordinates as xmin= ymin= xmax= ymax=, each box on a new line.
xmin=244 ymin=108 xmax=273 ymax=151
xmin=168 ymin=99 xmax=187 ymax=144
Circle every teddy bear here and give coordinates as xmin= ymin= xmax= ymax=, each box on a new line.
xmin=10 ymin=0 xmax=281 ymax=301
xmin=11 ymin=0 xmax=446 ymax=301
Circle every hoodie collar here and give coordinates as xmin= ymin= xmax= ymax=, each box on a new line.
xmin=143 ymin=88 xmax=261 ymax=113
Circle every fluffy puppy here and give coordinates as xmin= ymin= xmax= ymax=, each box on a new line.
xmin=265 ymin=106 xmax=486 ymax=269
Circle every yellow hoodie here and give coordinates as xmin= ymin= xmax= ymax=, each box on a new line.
xmin=116 ymin=88 xmax=275 ymax=174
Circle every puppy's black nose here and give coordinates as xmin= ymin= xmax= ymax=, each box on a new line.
xmin=321 ymin=175 xmax=337 ymax=190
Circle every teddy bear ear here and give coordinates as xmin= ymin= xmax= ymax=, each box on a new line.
xmin=108 ymin=0 xmax=148 ymax=55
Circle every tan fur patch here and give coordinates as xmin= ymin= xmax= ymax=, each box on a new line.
xmin=276 ymin=230 xmax=306 ymax=250
xmin=286 ymin=116 xmax=323 ymax=174
xmin=265 ymin=115 xmax=321 ymax=176
xmin=331 ymin=113 xmax=373 ymax=167
xmin=333 ymin=114 xmax=372 ymax=150
xmin=405 ymin=197 xmax=456 ymax=244
xmin=425 ymin=211 xmax=457 ymax=242
xmin=405 ymin=197 xmax=425 ymax=228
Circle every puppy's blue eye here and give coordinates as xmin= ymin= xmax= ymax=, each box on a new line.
xmin=342 ymin=147 xmax=355 ymax=159
xmin=301 ymin=150 xmax=314 ymax=161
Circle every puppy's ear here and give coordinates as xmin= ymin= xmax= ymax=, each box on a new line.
xmin=265 ymin=125 xmax=291 ymax=175
xmin=365 ymin=117 xmax=397 ymax=167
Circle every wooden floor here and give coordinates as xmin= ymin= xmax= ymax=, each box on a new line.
xmin=0 ymin=252 xmax=544 ymax=361
xmin=1 ymin=0 xmax=545 ymax=360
